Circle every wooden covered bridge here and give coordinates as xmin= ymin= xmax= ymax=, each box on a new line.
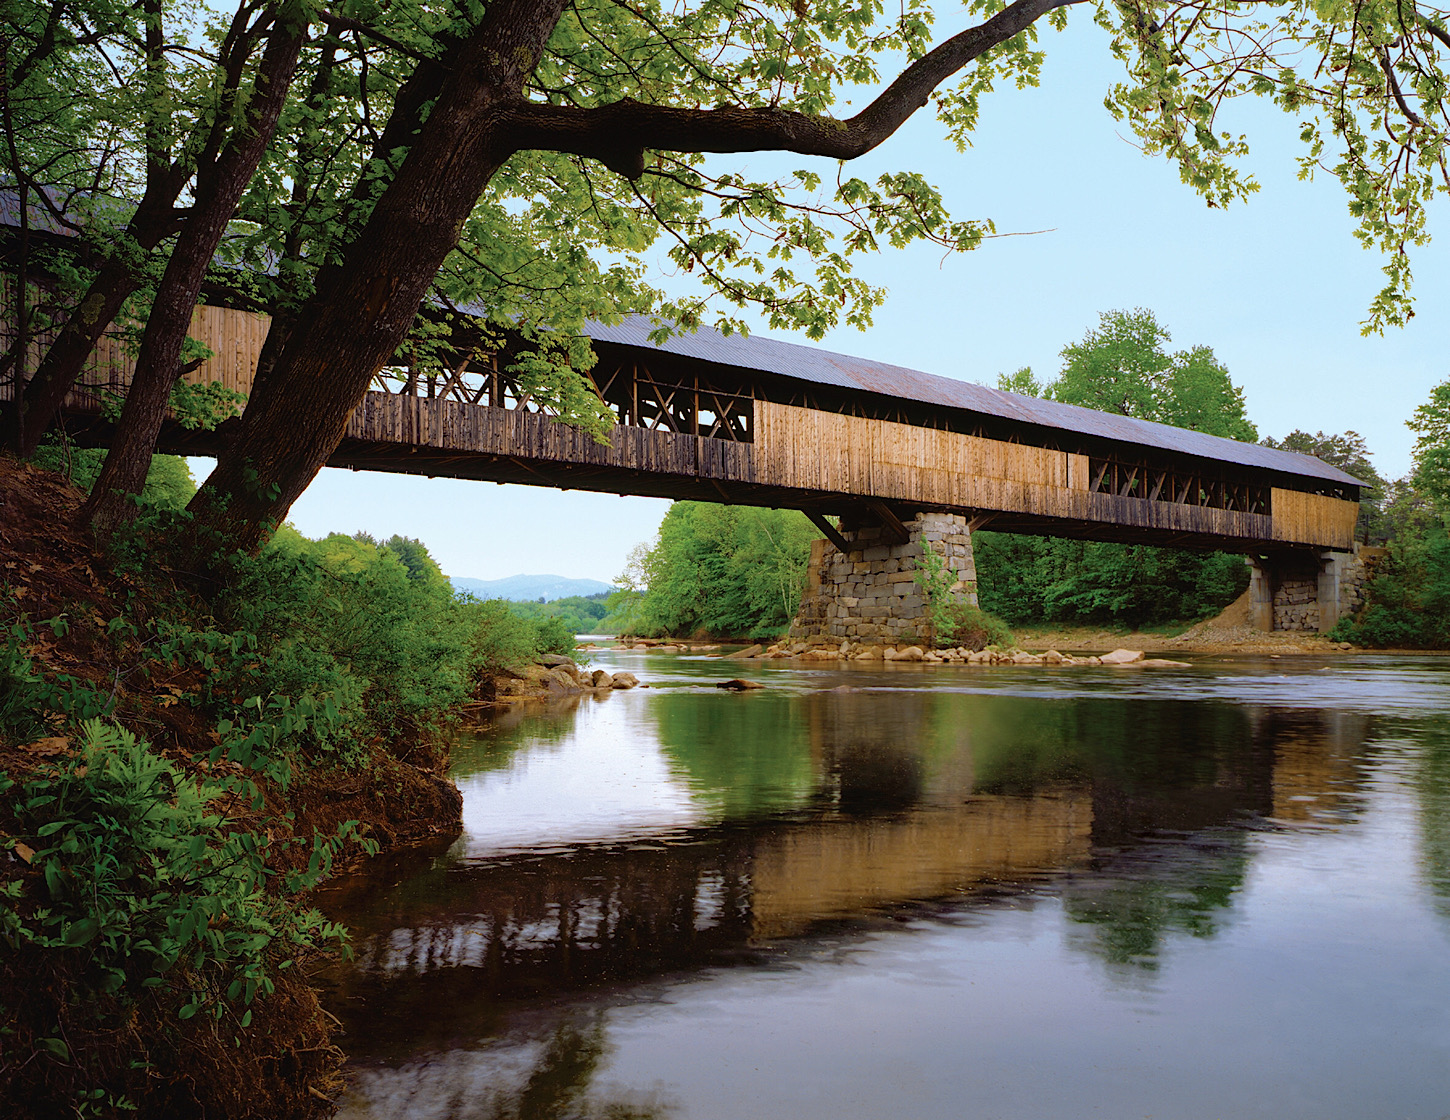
xmin=2 ymin=301 xmax=1364 ymax=637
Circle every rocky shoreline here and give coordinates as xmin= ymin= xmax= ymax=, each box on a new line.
xmin=730 ymin=641 xmax=1190 ymax=667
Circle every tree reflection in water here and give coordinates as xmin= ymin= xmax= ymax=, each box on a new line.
xmin=321 ymin=675 xmax=1424 ymax=1120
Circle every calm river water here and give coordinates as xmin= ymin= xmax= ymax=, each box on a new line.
xmin=316 ymin=651 xmax=1450 ymax=1120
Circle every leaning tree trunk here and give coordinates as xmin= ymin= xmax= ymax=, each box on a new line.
xmin=186 ymin=0 xmax=571 ymax=553
xmin=82 ymin=16 xmax=307 ymax=535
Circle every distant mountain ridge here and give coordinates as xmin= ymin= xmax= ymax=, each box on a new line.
xmin=450 ymin=574 xmax=615 ymax=602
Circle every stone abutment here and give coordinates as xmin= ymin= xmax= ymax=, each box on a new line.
xmin=789 ymin=513 xmax=978 ymax=646
xmin=1248 ymin=545 xmax=1384 ymax=634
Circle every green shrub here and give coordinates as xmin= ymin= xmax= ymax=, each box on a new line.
xmin=531 ymin=615 xmax=577 ymax=657
xmin=1 ymin=721 xmax=350 ymax=1021
xmin=1332 ymin=523 xmax=1450 ymax=648
xmin=463 ymin=597 xmax=546 ymax=674
xmin=941 ymin=603 xmax=1016 ymax=651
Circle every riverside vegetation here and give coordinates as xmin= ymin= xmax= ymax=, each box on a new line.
xmin=0 ymin=453 xmax=576 ymax=1117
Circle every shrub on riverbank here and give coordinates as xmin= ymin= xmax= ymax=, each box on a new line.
xmin=0 ymin=454 xmax=565 ymax=1115
xmin=605 ymin=502 xmax=816 ymax=639
xmin=1331 ymin=524 xmax=1450 ymax=648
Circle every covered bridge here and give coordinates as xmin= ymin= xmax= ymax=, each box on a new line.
xmin=1 ymin=297 xmax=1364 ymax=638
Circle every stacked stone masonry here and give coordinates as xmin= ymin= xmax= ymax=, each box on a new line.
xmin=790 ymin=513 xmax=977 ymax=645
xmin=1255 ymin=544 xmax=1385 ymax=633
xmin=1272 ymin=575 xmax=1321 ymax=632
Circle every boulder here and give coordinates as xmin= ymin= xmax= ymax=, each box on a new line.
xmin=1011 ymin=651 xmax=1042 ymax=665
xmin=591 ymin=669 xmax=614 ymax=688
xmin=543 ymin=667 xmax=581 ymax=693
xmin=725 ymin=644 xmax=765 ymax=659
xmin=1041 ymin=650 xmax=1064 ymax=664
xmin=716 ymin=678 xmax=765 ymax=691
xmin=802 ymin=648 xmax=840 ymax=660
xmin=1100 ymin=648 xmax=1145 ymax=665
xmin=897 ymin=646 xmax=926 ymax=662
xmin=540 ymin=654 xmax=578 ymax=672
xmin=1138 ymin=658 xmax=1191 ymax=668
xmin=610 ymin=671 xmax=640 ymax=689
xmin=923 ymin=651 xmax=944 ymax=662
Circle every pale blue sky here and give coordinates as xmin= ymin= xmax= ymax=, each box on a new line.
xmin=206 ymin=16 xmax=1448 ymax=584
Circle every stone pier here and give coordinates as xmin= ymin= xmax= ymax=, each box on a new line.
xmin=789 ymin=512 xmax=977 ymax=645
xmin=1247 ymin=545 xmax=1382 ymax=633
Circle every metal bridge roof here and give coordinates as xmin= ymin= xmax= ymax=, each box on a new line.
xmin=588 ymin=316 xmax=1363 ymax=488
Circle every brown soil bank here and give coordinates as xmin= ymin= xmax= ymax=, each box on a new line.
xmin=1016 ymin=589 xmax=1358 ymax=656
xmin=0 ymin=455 xmax=460 ymax=1118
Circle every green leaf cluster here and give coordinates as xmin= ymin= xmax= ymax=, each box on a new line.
xmin=615 ymin=502 xmax=818 ymax=638
xmin=1005 ymin=309 xmax=1258 ymax=443
xmin=0 ymin=720 xmax=350 ymax=1028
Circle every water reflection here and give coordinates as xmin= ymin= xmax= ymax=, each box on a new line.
xmin=320 ymin=657 xmax=1450 ymax=1120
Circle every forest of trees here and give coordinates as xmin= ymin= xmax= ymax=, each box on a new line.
xmin=607 ymin=504 xmax=818 ymax=639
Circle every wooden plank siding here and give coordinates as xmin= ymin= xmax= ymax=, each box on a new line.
xmin=0 ymin=283 xmax=267 ymax=411
xmin=753 ymin=401 xmax=1329 ymax=548
xmin=1271 ymin=488 xmax=1358 ymax=549
xmin=346 ymin=393 xmax=756 ymax=483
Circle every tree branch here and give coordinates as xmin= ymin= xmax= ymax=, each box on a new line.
xmin=501 ymin=0 xmax=1086 ymax=178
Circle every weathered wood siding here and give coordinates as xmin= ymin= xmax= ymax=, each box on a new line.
xmin=754 ymin=400 xmax=1290 ymax=544
xmin=0 ymin=288 xmax=266 ymax=409
xmin=1271 ymin=487 xmax=1358 ymax=550
xmin=2 ymin=295 xmax=1358 ymax=550
xmin=347 ymin=393 xmax=755 ymax=481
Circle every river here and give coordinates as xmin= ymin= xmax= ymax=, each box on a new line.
xmin=315 ymin=650 xmax=1450 ymax=1120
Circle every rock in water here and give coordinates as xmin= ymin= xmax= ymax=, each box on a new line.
xmin=724 ymin=644 xmax=765 ymax=659
xmin=591 ymin=669 xmax=614 ymax=688
xmin=716 ymin=678 xmax=765 ymax=691
xmin=610 ymin=672 xmax=640 ymax=689
xmin=540 ymin=654 xmax=579 ymax=672
xmin=1099 ymin=648 xmax=1145 ymax=665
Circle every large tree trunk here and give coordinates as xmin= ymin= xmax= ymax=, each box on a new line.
xmin=187 ymin=0 xmax=570 ymax=551
xmin=82 ymin=15 xmax=306 ymax=535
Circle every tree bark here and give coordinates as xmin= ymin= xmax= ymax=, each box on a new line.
xmin=81 ymin=12 xmax=306 ymax=534
xmin=188 ymin=0 xmax=1078 ymax=553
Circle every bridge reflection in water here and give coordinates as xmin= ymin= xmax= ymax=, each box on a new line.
xmin=315 ymin=685 xmax=1374 ymax=1071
